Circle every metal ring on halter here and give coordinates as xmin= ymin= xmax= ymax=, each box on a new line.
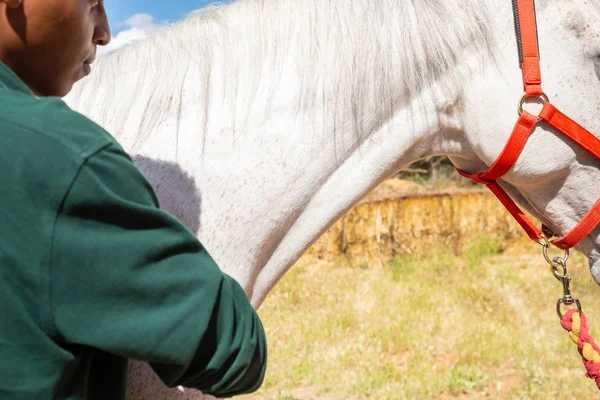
xmin=518 ymin=92 xmax=550 ymax=120
xmin=557 ymin=298 xmax=582 ymax=319
xmin=542 ymin=242 xmax=569 ymax=267
xmin=535 ymin=233 xmax=551 ymax=247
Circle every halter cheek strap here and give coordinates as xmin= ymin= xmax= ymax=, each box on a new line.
xmin=458 ymin=0 xmax=600 ymax=250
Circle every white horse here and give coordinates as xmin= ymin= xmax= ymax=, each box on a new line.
xmin=65 ymin=0 xmax=600 ymax=398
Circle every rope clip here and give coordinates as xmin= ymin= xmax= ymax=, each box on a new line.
xmin=550 ymin=257 xmax=582 ymax=318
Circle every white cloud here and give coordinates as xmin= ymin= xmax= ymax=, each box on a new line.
xmin=97 ymin=13 xmax=162 ymax=58
xmin=125 ymin=13 xmax=157 ymax=30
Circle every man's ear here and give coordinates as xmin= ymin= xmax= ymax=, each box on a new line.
xmin=0 ymin=0 xmax=23 ymax=9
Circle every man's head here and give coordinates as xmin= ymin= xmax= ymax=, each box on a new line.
xmin=0 ymin=0 xmax=110 ymax=97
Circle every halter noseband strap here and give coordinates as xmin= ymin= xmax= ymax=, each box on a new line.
xmin=457 ymin=0 xmax=600 ymax=250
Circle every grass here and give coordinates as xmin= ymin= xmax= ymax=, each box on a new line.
xmin=240 ymin=237 xmax=600 ymax=400
xmin=394 ymin=156 xmax=480 ymax=191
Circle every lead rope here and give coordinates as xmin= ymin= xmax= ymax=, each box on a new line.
xmin=560 ymin=309 xmax=600 ymax=389
xmin=541 ymin=238 xmax=600 ymax=389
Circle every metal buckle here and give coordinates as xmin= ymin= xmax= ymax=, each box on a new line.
xmin=518 ymin=92 xmax=549 ymax=121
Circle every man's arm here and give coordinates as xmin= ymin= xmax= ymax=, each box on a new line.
xmin=49 ymin=143 xmax=266 ymax=396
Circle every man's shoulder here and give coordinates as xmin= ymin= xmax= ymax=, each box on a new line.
xmin=0 ymin=91 xmax=117 ymax=160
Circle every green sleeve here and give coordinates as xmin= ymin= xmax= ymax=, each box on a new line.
xmin=49 ymin=143 xmax=267 ymax=397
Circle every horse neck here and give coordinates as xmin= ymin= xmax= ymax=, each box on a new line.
xmin=66 ymin=0 xmax=501 ymax=306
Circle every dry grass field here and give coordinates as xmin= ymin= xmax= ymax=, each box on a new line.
xmin=235 ymin=178 xmax=600 ymax=399
xmin=241 ymin=236 xmax=600 ymax=399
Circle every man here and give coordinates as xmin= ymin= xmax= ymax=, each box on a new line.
xmin=0 ymin=1 xmax=267 ymax=399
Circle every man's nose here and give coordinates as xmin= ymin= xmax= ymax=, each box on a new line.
xmin=93 ymin=7 xmax=112 ymax=46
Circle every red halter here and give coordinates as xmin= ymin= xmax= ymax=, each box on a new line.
xmin=457 ymin=0 xmax=600 ymax=250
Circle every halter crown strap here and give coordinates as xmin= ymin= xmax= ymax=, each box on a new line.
xmin=457 ymin=0 xmax=600 ymax=249
xmin=512 ymin=0 xmax=542 ymax=95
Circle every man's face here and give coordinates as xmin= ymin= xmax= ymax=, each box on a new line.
xmin=0 ymin=0 xmax=111 ymax=97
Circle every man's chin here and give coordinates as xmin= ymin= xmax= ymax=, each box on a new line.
xmin=32 ymin=85 xmax=70 ymax=98
xmin=45 ymin=84 xmax=72 ymax=98
xmin=66 ymin=65 xmax=91 ymax=95
xmin=26 ymin=74 xmax=74 ymax=98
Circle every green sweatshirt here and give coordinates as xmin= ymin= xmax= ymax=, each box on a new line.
xmin=0 ymin=62 xmax=266 ymax=399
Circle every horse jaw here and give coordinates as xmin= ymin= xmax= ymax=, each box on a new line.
xmin=455 ymin=0 xmax=600 ymax=285
xmin=542 ymin=1 xmax=600 ymax=282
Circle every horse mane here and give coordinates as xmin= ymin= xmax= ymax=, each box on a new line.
xmin=67 ymin=0 xmax=495 ymax=150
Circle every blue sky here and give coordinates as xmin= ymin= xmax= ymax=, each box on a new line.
xmin=104 ymin=0 xmax=218 ymax=34
xmin=98 ymin=0 xmax=226 ymax=56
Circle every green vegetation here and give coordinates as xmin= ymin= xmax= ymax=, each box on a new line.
xmin=242 ymin=241 xmax=600 ymax=400
xmin=464 ymin=235 xmax=504 ymax=269
xmin=395 ymin=155 xmax=478 ymax=189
